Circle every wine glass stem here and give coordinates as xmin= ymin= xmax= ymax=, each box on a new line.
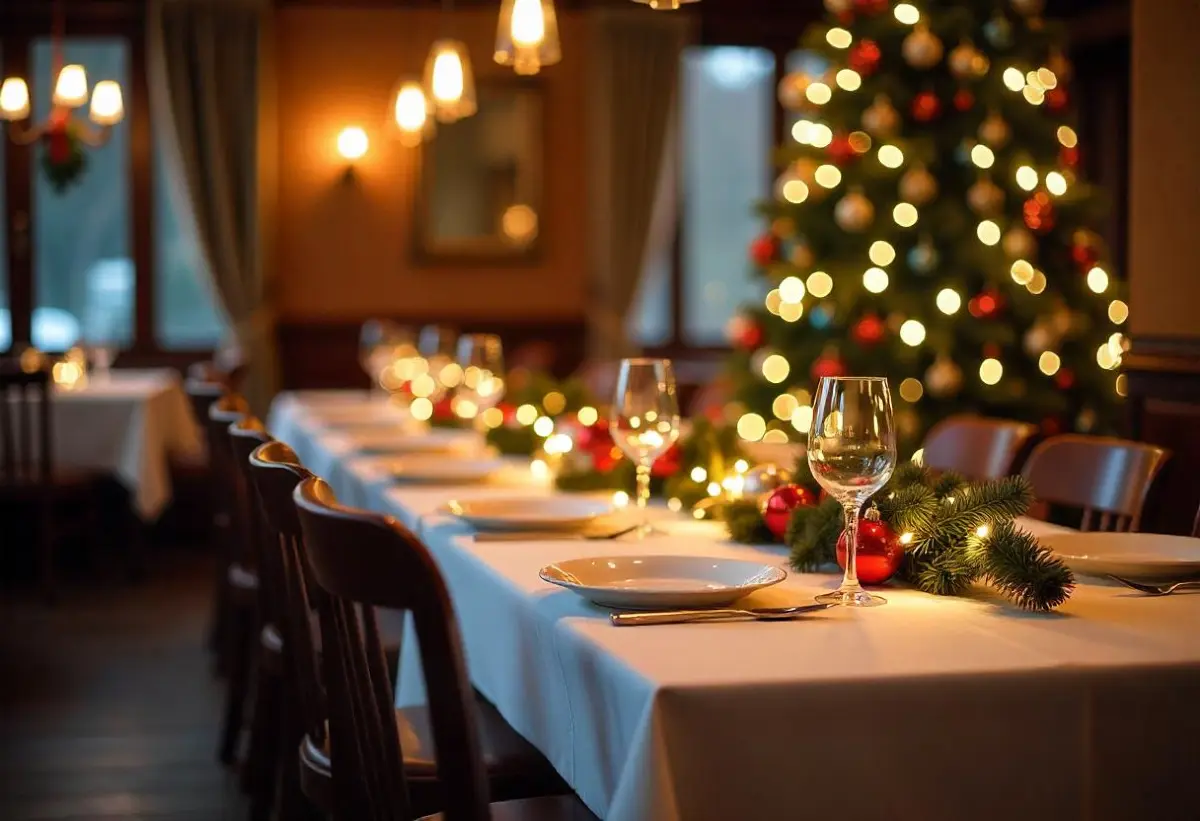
xmin=841 ymin=501 xmax=863 ymax=591
xmin=636 ymin=461 xmax=652 ymax=528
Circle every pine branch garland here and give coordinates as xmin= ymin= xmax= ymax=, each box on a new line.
xmin=915 ymin=476 xmax=1034 ymax=550
xmin=932 ymin=470 xmax=969 ymax=500
xmin=724 ymin=500 xmax=775 ymax=545
xmin=906 ymin=550 xmax=980 ymax=597
xmin=875 ymin=484 xmax=939 ymax=538
xmin=786 ymin=498 xmax=842 ymax=571
xmin=982 ymin=521 xmax=1076 ymax=611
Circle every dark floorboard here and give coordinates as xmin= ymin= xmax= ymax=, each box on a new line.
xmin=0 ymin=549 xmax=248 ymax=820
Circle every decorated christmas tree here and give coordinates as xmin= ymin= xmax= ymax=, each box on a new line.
xmin=726 ymin=0 xmax=1128 ymax=454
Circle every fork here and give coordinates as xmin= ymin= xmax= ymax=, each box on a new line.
xmin=1108 ymin=576 xmax=1200 ymax=596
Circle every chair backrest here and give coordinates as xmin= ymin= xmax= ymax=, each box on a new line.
xmin=293 ymin=476 xmax=490 ymax=821
xmin=229 ymin=417 xmax=273 ymax=606
xmin=207 ymin=394 xmax=249 ymax=525
xmin=921 ymin=415 xmax=1039 ymax=480
xmin=1021 ymin=434 xmax=1170 ymax=532
xmin=0 ymin=366 xmax=52 ymax=485
xmin=248 ymin=441 xmax=326 ymax=753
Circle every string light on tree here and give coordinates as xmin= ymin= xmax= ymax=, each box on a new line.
xmin=893 ymin=2 xmax=919 ymax=24
xmin=970 ymin=144 xmax=995 ymax=169
xmin=1087 ymin=266 xmax=1110 ymax=293
xmin=736 ymin=413 xmax=767 ymax=442
xmin=815 ymin=164 xmax=843 ymax=188
xmin=878 ymin=144 xmax=904 ymax=169
xmin=1045 ymin=171 xmax=1068 ymax=196
xmin=893 ymin=202 xmax=919 ymax=227
xmin=1108 ymin=300 xmax=1129 ymax=324
xmin=899 ymin=377 xmax=924 ymax=402
xmin=868 ymin=240 xmax=896 ymax=266
xmin=862 ymin=267 xmax=890 ymax=293
xmin=979 ymin=357 xmax=1004 ymax=385
xmin=1015 ymin=165 xmax=1038 ymax=191
xmin=806 ymin=271 xmax=834 ymax=298
xmin=1057 ymin=125 xmax=1078 ymax=147
xmin=1002 ymin=67 xmax=1025 ymax=91
xmin=806 ymin=82 xmax=832 ymax=105
xmin=1038 ymin=351 xmax=1061 ymax=376
xmin=899 ymin=319 xmax=926 ymax=346
xmin=977 ymin=220 xmax=1001 ymax=246
xmin=808 ymin=123 xmax=834 ymax=148
xmin=826 ymin=27 xmax=853 ymax=48
xmin=835 ymin=69 xmax=862 ymax=91
xmin=761 ymin=354 xmax=791 ymax=383
xmin=936 ymin=288 xmax=962 ymax=315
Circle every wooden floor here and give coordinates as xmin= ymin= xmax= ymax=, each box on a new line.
xmin=0 ymin=549 xmax=249 ymax=820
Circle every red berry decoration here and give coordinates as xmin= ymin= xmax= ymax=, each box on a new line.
xmin=849 ymin=39 xmax=882 ymax=76
xmin=953 ymin=89 xmax=975 ymax=112
xmin=1055 ymin=368 xmax=1075 ymax=390
xmin=749 ymin=234 xmax=778 ymax=267
xmin=827 ymin=133 xmax=857 ymax=165
xmin=1023 ymin=192 xmax=1056 ymax=233
xmin=852 ymin=313 xmax=886 ymax=346
xmin=760 ymin=484 xmax=817 ymax=541
xmin=811 ymin=353 xmax=847 ymax=381
xmin=910 ymin=91 xmax=941 ymax=122
xmin=835 ymin=509 xmax=904 ymax=585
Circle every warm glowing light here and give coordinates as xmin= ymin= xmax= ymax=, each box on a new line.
xmin=410 ymin=373 xmax=437 ymax=398
xmin=806 ymin=271 xmax=833 ymax=298
xmin=1115 ymin=374 xmax=1128 ymax=397
xmin=977 ymin=220 xmax=1001 ymax=246
xmin=849 ymin=131 xmax=872 ymax=153
xmin=1015 ymin=165 xmax=1038 ymax=191
xmin=792 ymin=119 xmax=814 ymax=144
xmin=893 ymin=202 xmax=918 ymax=227
xmin=1038 ymin=351 xmax=1061 ymax=376
xmin=612 ymin=490 xmax=630 ymax=508
xmin=1108 ymin=300 xmax=1129 ymax=324
xmin=772 ymin=393 xmax=799 ymax=420
xmin=899 ymin=319 xmax=926 ymax=346
xmin=900 ymin=530 xmax=915 ymax=545
xmin=1023 ymin=85 xmax=1045 ymax=105
xmin=863 ymin=267 xmax=889 ymax=293
xmin=481 ymin=407 xmax=505 ymax=429
xmin=53 ymin=64 xmax=88 ymax=108
xmin=970 ymin=144 xmax=995 ymax=169
xmin=516 ymin=403 xmax=539 ymax=426
xmin=707 ymin=481 xmax=722 ymax=497
xmin=761 ymin=354 xmax=791 ymax=383
xmin=1087 ymin=266 xmax=1109 ymax=293
xmin=1096 ymin=343 xmax=1118 ymax=370
xmin=734 ymin=459 xmax=749 ymax=473
xmin=577 ymin=405 xmax=598 ymax=426
xmin=868 ymin=241 xmax=896 ymax=266
xmin=410 ymin=397 xmax=434 ymax=421
xmin=878 ymin=144 xmax=904 ymax=169
xmin=782 ymin=179 xmax=810 ymax=204
xmin=911 ymin=448 xmax=925 ymax=466
xmin=533 ymin=415 xmax=555 ymax=437
xmin=894 ymin=3 xmax=920 ymax=24
xmin=0 ymin=77 xmax=30 ymax=120
xmin=337 ymin=127 xmax=369 ymax=161
xmin=899 ymin=377 xmax=924 ymax=402
xmin=512 ymin=0 xmax=546 ymax=44
xmin=979 ymin=358 xmax=1003 ymax=385
xmin=1045 ymin=171 xmax=1068 ymax=196
xmin=763 ymin=429 xmax=790 ymax=444
xmin=496 ymin=0 xmax=561 ymax=75
xmin=439 ymin=362 xmax=464 ymax=388
xmin=1037 ymin=67 xmax=1058 ymax=89
xmin=1027 ymin=270 xmax=1048 ymax=295
xmin=737 ymin=412 xmax=767 ymax=442
xmin=765 ymin=289 xmax=783 ymax=316
xmin=975 ymin=524 xmax=991 ymax=539
xmin=780 ymin=301 xmax=804 ymax=323
xmin=543 ymin=391 xmax=567 ymax=415
xmin=454 ymin=397 xmax=480 ymax=419
xmin=826 ymin=27 xmax=853 ymax=48
xmin=393 ymin=81 xmax=432 ymax=146
xmin=936 ymin=288 xmax=962 ymax=315
xmin=808 ymin=124 xmax=833 ymax=148
xmin=815 ymin=164 xmax=842 ymax=188
xmin=690 ymin=466 xmax=708 ymax=483
xmin=806 ymin=82 xmax=832 ymax=105
xmin=791 ymin=404 xmax=814 ymax=434
xmin=1057 ymin=125 xmax=1078 ymax=147
xmin=835 ymin=69 xmax=862 ymax=91
xmin=544 ymin=433 xmax=573 ymax=454
xmin=1010 ymin=260 xmax=1035 ymax=284
xmin=1002 ymin=67 xmax=1025 ymax=92
xmin=89 ymin=81 xmax=124 ymax=126
xmin=424 ymin=40 xmax=476 ymax=121
xmin=667 ymin=497 xmax=683 ymax=513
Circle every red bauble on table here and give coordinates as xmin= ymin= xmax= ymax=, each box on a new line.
xmin=728 ymin=314 xmax=764 ymax=351
xmin=953 ymin=89 xmax=975 ymax=112
xmin=835 ymin=511 xmax=904 ymax=584
xmin=852 ymin=313 xmax=886 ymax=346
xmin=910 ymin=91 xmax=941 ymax=122
xmin=760 ymin=484 xmax=817 ymax=540
xmin=749 ymin=234 xmax=778 ymax=267
xmin=849 ymin=39 xmax=882 ymax=76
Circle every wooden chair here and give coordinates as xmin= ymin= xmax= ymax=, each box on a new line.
xmin=0 ymin=365 xmax=101 ymax=602
xmin=1021 ymin=434 xmax=1171 ymax=532
xmin=921 ymin=415 xmax=1038 ymax=480
xmin=292 ymin=475 xmax=588 ymax=820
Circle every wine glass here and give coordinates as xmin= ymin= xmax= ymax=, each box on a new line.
xmin=807 ymin=376 xmax=897 ymax=607
xmin=419 ymin=324 xmax=459 ymax=398
xmin=359 ymin=319 xmax=402 ymax=393
xmin=610 ymin=358 xmax=681 ymax=536
xmin=455 ymin=334 xmax=505 ymax=423
xmin=86 ymin=340 xmax=118 ymax=381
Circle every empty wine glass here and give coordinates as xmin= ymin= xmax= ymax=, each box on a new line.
xmin=455 ymin=334 xmax=505 ymax=423
xmin=419 ymin=324 xmax=459 ymax=398
xmin=807 ymin=376 xmax=897 ymax=607
xmin=610 ymin=358 xmax=681 ymax=537
xmin=86 ymin=341 xmax=118 ymax=381
xmin=359 ymin=319 xmax=405 ymax=394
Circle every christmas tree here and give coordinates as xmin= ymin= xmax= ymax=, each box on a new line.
xmin=725 ymin=0 xmax=1127 ymax=455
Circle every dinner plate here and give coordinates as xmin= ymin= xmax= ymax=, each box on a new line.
xmin=387 ymin=455 xmax=506 ymax=485
xmin=1039 ymin=531 xmax=1200 ymax=581
xmin=539 ymin=555 xmax=787 ymax=610
xmin=446 ymin=496 xmax=615 ymax=532
xmin=342 ymin=427 xmax=485 ymax=456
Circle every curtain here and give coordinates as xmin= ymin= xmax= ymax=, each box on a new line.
xmin=586 ymin=9 xmax=693 ymax=360
xmin=148 ymin=0 xmax=278 ymax=413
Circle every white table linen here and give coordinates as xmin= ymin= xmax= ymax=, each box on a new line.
xmin=53 ymin=370 xmax=201 ymax=518
xmin=269 ymin=392 xmax=1200 ymax=821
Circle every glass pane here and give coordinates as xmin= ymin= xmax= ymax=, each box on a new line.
xmin=155 ymin=147 xmax=227 ymax=348
xmin=0 ymin=42 xmax=8 ymax=352
xmin=31 ymin=38 xmax=132 ymax=350
xmin=628 ymin=239 xmax=672 ymax=346
xmin=681 ymin=46 xmax=775 ymax=345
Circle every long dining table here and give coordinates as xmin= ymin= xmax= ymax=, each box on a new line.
xmin=269 ymin=390 xmax=1200 ymax=821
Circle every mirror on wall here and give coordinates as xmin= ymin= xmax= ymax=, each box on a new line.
xmin=415 ymin=81 xmax=543 ymax=262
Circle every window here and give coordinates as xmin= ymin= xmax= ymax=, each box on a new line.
xmin=630 ymin=46 xmax=777 ymax=349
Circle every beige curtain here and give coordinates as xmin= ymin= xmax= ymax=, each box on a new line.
xmin=587 ymin=9 xmax=693 ymax=360
xmin=148 ymin=0 xmax=279 ymax=413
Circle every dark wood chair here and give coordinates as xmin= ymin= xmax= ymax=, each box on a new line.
xmin=920 ymin=415 xmax=1039 ymax=480
xmin=1022 ymin=434 xmax=1171 ymax=532
xmin=0 ymin=364 xmax=102 ymax=602
xmin=291 ymin=475 xmax=586 ymax=821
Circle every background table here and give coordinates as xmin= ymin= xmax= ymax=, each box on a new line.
xmin=269 ymin=392 xmax=1200 ymax=821
xmin=55 ymin=369 xmax=202 ymax=519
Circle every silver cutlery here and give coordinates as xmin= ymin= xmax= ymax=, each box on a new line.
xmin=1108 ymin=576 xmax=1200 ymax=596
xmin=610 ymin=602 xmax=835 ymax=626
xmin=474 ymin=524 xmax=641 ymax=543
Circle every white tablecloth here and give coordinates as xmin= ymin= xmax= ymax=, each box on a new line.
xmin=268 ymin=392 xmax=1200 ymax=821
xmin=54 ymin=370 xmax=202 ymax=519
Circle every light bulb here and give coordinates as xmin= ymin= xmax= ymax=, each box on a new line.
xmin=516 ymin=404 xmax=539 ymax=426
xmin=780 ymin=302 xmax=804 ymax=323
xmin=1087 ymin=266 xmax=1109 ymax=293
xmin=0 ymin=77 xmax=30 ymax=120
xmin=781 ymin=178 xmax=809 ymax=204
xmin=1016 ymin=165 xmax=1038 ymax=191
xmin=899 ymin=319 xmax=926 ymax=346
xmin=533 ymin=415 xmax=555 ymax=437
xmin=393 ymin=81 xmax=432 ymax=147
xmin=1037 ymin=67 xmax=1058 ymax=89
xmin=337 ymin=126 xmax=369 ymax=161
xmin=893 ymin=202 xmax=918 ymax=227
xmin=1108 ymin=299 xmax=1129 ymax=324
xmin=936 ymin=288 xmax=962 ymax=315
xmin=977 ymin=220 xmax=1001 ymax=246
xmin=894 ymin=3 xmax=919 ymax=24
xmin=737 ymin=413 xmax=767 ymax=442
xmin=792 ymin=119 xmax=814 ymax=144
xmin=1023 ymin=85 xmax=1045 ymax=105
xmin=1096 ymin=343 xmax=1118 ymax=370
xmin=806 ymin=83 xmax=832 ymax=105
xmin=878 ymin=144 xmax=904 ymax=168
xmin=1027 ymin=269 xmax=1047 ymax=294
xmin=512 ymin=0 xmax=546 ymax=45
xmin=979 ymin=358 xmax=1003 ymax=385
xmin=863 ymin=267 xmax=889 ymax=293
xmin=826 ymin=27 xmax=853 ymax=48
xmin=772 ymin=393 xmax=799 ymax=420
xmin=835 ymin=69 xmax=862 ymax=91
xmin=88 ymin=80 xmax=124 ymax=126
xmin=1038 ymin=351 xmax=1061 ymax=376
xmin=808 ymin=124 xmax=833 ymax=148
xmin=899 ymin=377 xmax=923 ymax=402
xmin=1057 ymin=125 xmax=1078 ymax=147
xmin=806 ymin=271 xmax=834 ymax=298
xmin=779 ymin=276 xmax=806 ymax=303
xmin=815 ymin=164 xmax=842 ymax=188
xmin=577 ymin=406 xmax=598 ymax=426
xmin=761 ymin=354 xmax=790 ymax=383
xmin=432 ymin=50 xmax=465 ymax=102
xmin=970 ymin=144 xmax=995 ymax=169
xmin=868 ymin=240 xmax=895 ymax=266
xmin=1010 ymin=260 xmax=1035 ymax=284
xmin=424 ymin=40 xmax=477 ymax=122
xmin=53 ymin=64 xmax=88 ymax=108
xmin=791 ymin=404 xmax=814 ymax=434
xmin=765 ymin=289 xmax=783 ymax=315
xmin=1046 ymin=171 xmax=1068 ymax=196
xmin=690 ymin=466 xmax=708 ymax=483
xmin=1002 ymin=67 xmax=1025 ymax=92
xmin=496 ymin=0 xmax=561 ymax=75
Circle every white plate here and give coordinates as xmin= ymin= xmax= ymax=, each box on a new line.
xmin=1039 ymin=532 xmax=1200 ymax=581
xmin=539 ymin=555 xmax=787 ymax=610
xmin=387 ymin=456 xmax=506 ymax=485
xmin=343 ymin=428 xmax=485 ymax=456
xmin=447 ymin=496 xmax=615 ymax=532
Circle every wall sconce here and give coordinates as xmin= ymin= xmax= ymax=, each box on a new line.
xmin=337 ymin=126 xmax=369 ymax=163
xmin=389 ymin=80 xmax=436 ymax=148
xmin=631 ymin=0 xmax=699 ymax=8
xmin=495 ymin=0 xmax=561 ymax=75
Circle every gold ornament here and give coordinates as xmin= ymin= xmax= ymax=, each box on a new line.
xmin=898 ymin=164 xmax=938 ymax=205
xmin=824 ymin=0 xmax=852 ymax=13
xmin=742 ymin=463 xmax=794 ymax=502
xmin=967 ymin=178 xmax=1005 ymax=216
xmin=862 ymin=94 xmax=900 ymax=137
xmin=902 ymin=25 xmax=944 ymax=70
xmin=790 ymin=242 xmax=815 ymax=269
xmin=925 ymin=355 xmax=963 ymax=398
xmin=978 ymin=112 xmax=1011 ymax=148
xmin=948 ymin=41 xmax=989 ymax=80
xmin=778 ymin=72 xmax=811 ymax=111
xmin=834 ymin=189 xmax=875 ymax=232
xmin=1002 ymin=225 xmax=1037 ymax=259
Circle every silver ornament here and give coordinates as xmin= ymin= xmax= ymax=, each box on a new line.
xmin=742 ymin=463 xmax=794 ymax=501
xmin=862 ymin=94 xmax=900 ymax=137
xmin=978 ymin=112 xmax=1011 ymax=147
xmin=899 ymin=165 xmax=938 ymax=205
xmin=1002 ymin=226 xmax=1037 ymax=259
xmin=902 ymin=26 xmax=944 ymax=70
xmin=834 ymin=190 xmax=875 ymax=232
xmin=967 ymin=178 xmax=1005 ymax=215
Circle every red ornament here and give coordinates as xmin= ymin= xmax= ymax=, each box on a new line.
xmin=849 ymin=39 xmax=882 ymax=76
xmin=837 ymin=10 xmax=855 ymax=25
xmin=1046 ymin=87 xmax=1069 ymax=111
xmin=811 ymin=354 xmax=847 ymax=381
xmin=760 ymin=484 xmax=817 ymax=541
xmin=827 ymin=133 xmax=857 ymax=165
xmin=1071 ymin=241 xmax=1098 ymax=270
xmin=853 ymin=0 xmax=888 ymax=14
xmin=982 ymin=342 xmax=1002 ymax=360
xmin=1023 ymin=192 xmax=1056 ymax=233
xmin=968 ymin=290 xmax=1004 ymax=320
xmin=733 ymin=318 xmax=764 ymax=351
xmin=576 ymin=423 xmax=622 ymax=473
xmin=910 ymin=91 xmax=941 ymax=122
xmin=953 ymin=89 xmax=974 ymax=112
xmin=835 ymin=510 xmax=904 ymax=584
xmin=1060 ymin=145 xmax=1080 ymax=168
xmin=852 ymin=313 xmax=886 ymax=346
xmin=1055 ymin=368 xmax=1075 ymax=390
xmin=498 ymin=401 xmax=518 ymax=425
xmin=749 ymin=234 xmax=778 ymax=267
xmin=651 ymin=442 xmax=682 ymax=478
xmin=432 ymin=395 xmax=455 ymax=421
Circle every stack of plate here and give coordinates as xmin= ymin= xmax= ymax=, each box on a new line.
xmin=1039 ymin=531 xmax=1200 ymax=581
xmin=446 ymin=496 xmax=616 ymax=532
